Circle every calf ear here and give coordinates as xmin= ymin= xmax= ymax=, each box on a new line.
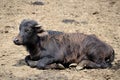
xmin=35 ymin=25 xmax=48 ymax=37
xmin=37 ymin=31 xmax=48 ymax=37
xmin=35 ymin=24 xmax=42 ymax=28
xmin=34 ymin=24 xmax=42 ymax=32
xmin=34 ymin=24 xmax=43 ymax=33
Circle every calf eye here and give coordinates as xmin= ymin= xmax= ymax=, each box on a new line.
xmin=25 ymin=29 xmax=30 ymax=32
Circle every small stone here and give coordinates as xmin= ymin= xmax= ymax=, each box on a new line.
xmin=5 ymin=30 xmax=9 ymax=33
xmin=81 ymin=21 xmax=88 ymax=24
xmin=32 ymin=12 xmax=36 ymax=14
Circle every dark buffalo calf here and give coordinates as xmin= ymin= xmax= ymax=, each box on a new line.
xmin=13 ymin=19 xmax=115 ymax=69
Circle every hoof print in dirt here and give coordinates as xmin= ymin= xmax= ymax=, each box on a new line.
xmin=13 ymin=59 xmax=27 ymax=67
xmin=92 ymin=11 xmax=99 ymax=15
xmin=1 ymin=25 xmax=15 ymax=34
xmin=0 ymin=30 xmax=9 ymax=34
xmin=80 ymin=21 xmax=88 ymax=25
xmin=109 ymin=1 xmax=116 ymax=6
xmin=62 ymin=19 xmax=79 ymax=24
xmin=32 ymin=1 xmax=44 ymax=5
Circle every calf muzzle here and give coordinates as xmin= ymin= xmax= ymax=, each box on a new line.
xmin=13 ymin=34 xmax=23 ymax=45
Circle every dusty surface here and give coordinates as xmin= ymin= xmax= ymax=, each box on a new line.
xmin=0 ymin=0 xmax=120 ymax=80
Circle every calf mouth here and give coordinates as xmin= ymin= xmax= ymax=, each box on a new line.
xmin=13 ymin=39 xmax=23 ymax=45
xmin=13 ymin=37 xmax=23 ymax=45
xmin=13 ymin=33 xmax=24 ymax=45
xmin=14 ymin=42 xmax=23 ymax=45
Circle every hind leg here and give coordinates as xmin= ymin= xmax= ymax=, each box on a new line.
xmin=76 ymin=60 xmax=101 ymax=70
xmin=100 ymin=61 xmax=112 ymax=68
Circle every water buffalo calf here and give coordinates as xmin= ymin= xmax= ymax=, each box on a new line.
xmin=13 ymin=19 xmax=115 ymax=69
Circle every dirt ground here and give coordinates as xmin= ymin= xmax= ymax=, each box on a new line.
xmin=0 ymin=0 xmax=120 ymax=80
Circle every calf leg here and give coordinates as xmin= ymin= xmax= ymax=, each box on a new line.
xmin=25 ymin=55 xmax=38 ymax=68
xmin=45 ymin=63 xmax=65 ymax=69
xmin=100 ymin=61 xmax=112 ymax=68
xmin=76 ymin=60 xmax=101 ymax=70
xmin=36 ymin=57 xmax=57 ymax=69
xmin=25 ymin=56 xmax=65 ymax=69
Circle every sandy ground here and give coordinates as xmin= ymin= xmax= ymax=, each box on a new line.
xmin=0 ymin=0 xmax=120 ymax=80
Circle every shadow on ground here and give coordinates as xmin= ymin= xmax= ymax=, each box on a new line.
xmin=111 ymin=60 xmax=120 ymax=70
xmin=13 ymin=59 xmax=27 ymax=67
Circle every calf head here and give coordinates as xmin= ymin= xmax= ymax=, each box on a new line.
xmin=13 ymin=19 xmax=48 ymax=45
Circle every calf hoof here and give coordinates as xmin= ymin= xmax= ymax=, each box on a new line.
xmin=76 ymin=66 xmax=84 ymax=70
xmin=25 ymin=55 xmax=31 ymax=62
xmin=101 ymin=63 xmax=111 ymax=69
xmin=76 ymin=63 xmax=85 ymax=70
xmin=25 ymin=55 xmax=38 ymax=68
xmin=36 ymin=63 xmax=45 ymax=69
xmin=56 ymin=64 xmax=65 ymax=69
xmin=69 ymin=63 xmax=77 ymax=68
xmin=28 ymin=61 xmax=38 ymax=68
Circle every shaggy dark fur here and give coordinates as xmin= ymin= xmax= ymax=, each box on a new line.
xmin=13 ymin=19 xmax=115 ymax=69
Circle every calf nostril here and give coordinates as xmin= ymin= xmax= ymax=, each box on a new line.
xmin=14 ymin=38 xmax=19 ymax=43
xmin=13 ymin=38 xmax=22 ymax=45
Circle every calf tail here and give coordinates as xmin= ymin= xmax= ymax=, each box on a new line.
xmin=109 ymin=50 xmax=115 ymax=63
xmin=103 ymin=50 xmax=115 ymax=68
xmin=106 ymin=50 xmax=115 ymax=64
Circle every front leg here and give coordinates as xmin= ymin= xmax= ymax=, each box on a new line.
xmin=25 ymin=55 xmax=38 ymax=68
xmin=36 ymin=57 xmax=56 ymax=69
